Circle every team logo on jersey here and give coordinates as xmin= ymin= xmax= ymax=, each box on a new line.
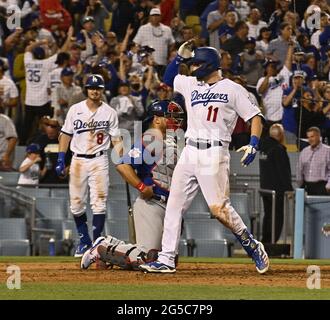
xmin=128 ymin=147 xmax=142 ymax=159
xmin=191 ymin=90 xmax=229 ymax=106
xmin=74 ymin=119 xmax=110 ymax=134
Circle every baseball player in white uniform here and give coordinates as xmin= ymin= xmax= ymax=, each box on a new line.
xmin=56 ymin=74 xmax=122 ymax=257
xmin=139 ymin=42 xmax=270 ymax=274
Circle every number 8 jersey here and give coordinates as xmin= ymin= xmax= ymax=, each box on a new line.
xmin=61 ymin=100 xmax=120 ymax=154
xmin=24 ymin=52 xmax=58 ymax=106
xmin=174 ymin=74 xmax=261 ymax=145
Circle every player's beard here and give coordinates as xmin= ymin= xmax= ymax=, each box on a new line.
xmin=88 ymin=91 xmax=102 ymax=103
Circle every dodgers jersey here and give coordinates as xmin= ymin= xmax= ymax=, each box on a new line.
xmin=174 ymin=74 xmax=261 ymax=143
xmin=24 ymin=52 xmax=57 ymax=106
xmin=61 ymin=100 xmax=120 ymax=154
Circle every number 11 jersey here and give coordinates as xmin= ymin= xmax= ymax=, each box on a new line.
xmin=174 ymin=74 xmax=261 ymax=145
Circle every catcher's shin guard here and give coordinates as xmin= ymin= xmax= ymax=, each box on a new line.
xmin=98 ymin=244 xmax=148 ymax=271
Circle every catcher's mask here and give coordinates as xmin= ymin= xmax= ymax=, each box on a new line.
xmin=143 ymin=100 xmax=184 ymax=132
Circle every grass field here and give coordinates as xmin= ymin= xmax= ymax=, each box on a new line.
xmin=0 ymin=257 xmax=329 ymax=300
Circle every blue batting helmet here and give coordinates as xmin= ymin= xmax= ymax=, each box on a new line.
xmin=85 ymin=74 xmax=105 ymax=89
xmin=189 ymin=47 xmax=221 ymax=80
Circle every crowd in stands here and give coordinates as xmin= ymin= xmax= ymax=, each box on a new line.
xmin=0 ymin=0 xmax=330 ymax=181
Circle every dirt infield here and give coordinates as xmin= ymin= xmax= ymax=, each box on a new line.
xmin=1 ymin=260 xmax=330 ymax=288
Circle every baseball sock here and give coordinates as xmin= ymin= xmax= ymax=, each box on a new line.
xmin=74 ymin=213 xmax=92 ymax=246
xmin=234 ymin=229 xmax=258 ymax=257
xmin=93 ymin=214 xmax=106 ymax=241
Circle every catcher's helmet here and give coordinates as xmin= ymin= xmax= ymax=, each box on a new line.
xmin=143 ymin=100 xmax=184 ymax=131
xmin=85 ymin=74 xmax=105 ymax=89
xmin=189 ymin=47 xmax=221 ymax=80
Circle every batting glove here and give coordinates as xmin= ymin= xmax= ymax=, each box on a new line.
xmin=177 ymin=40 xmax=195 ymax=62
xmin=236 ymin=136 xmax=259 ymax=167
xmin=55 ymin=152 xmax=66 ymax=176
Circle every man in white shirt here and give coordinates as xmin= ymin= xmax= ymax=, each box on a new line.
xmin=133 ymin=8 xmax=175 ymax=76
xmin=247 ymin=8 xmax=268 ymax=39
xmin=0 ymin=59 xmax=18 ymax=119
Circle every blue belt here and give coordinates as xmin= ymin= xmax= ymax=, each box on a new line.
xmin=75 ymin=151 xmax=105 ymax=158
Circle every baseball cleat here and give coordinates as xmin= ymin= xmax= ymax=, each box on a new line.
xmin=74 ymin=243 xmax=92 ymax=258
xmin=251 ymin=241 xmax=269 ymax=274
xmin=139 ymin=261 xmax=176 ymax=274
xmin=80 ymin=236 xmax=106 ymax=269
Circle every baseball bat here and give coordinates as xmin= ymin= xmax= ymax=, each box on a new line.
xmin=126 ymin=182 xmax=136 ymax=244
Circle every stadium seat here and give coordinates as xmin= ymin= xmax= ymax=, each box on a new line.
xmin=50 ymin=188 xmax=69 ymax=198
xmin=193 ymin=239 xmax=231 ymax=257
xmin=230 ymin=193 xmax=251 ymax=230
xmin=188 ymin=192 xmax=209 ymax=212
xmin=184 ymin=219 xmax=232 ymax=257
xmin=105 ymin=219 xmax=129 ymax=242
xmin=0 ymin=172 xmax=20 ymax=185
xmin=0 ymin=239 xmax=30 ymax=256
xmin=0 ymin=218 xmax=28 ymax=239
xmin=35 ymin=197 xmax=68 ymax=219
xmin=185 ymin=15 xmax=200 ymax=27
xmin=185 ymin=210 xmax=211 ymax=219
xmin=16 ymin=187 xmax=51 ymax=198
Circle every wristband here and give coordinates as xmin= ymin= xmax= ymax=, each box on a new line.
xmin=249 ymin=135 xmax=260 ymax=149
xmin=136 ymin=182 xmax=146 ymax=192
xmin=58 ymin=151 xmax=66 ymax=162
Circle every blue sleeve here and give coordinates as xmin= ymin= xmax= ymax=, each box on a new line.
xmin=163 ymin=56 xmax=181 ymax=88
xmin=119 ymin=142 xmax=145 ymax=169
xmin=320 ymin=25 xmax=330 ymax=46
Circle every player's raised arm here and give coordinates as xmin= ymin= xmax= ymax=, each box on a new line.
xmin=163 ymin=40 xmax=195 ymax=87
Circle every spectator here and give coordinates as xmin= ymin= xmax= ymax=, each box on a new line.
xmin=207 ymin=0 xmax=230 ymax=50
xmin=55 ymin=67 xmax=82 ymax=124
xmin=133 ymin=8 xmax=175 ymax=77
xmin=282 ymin=70 xmax=307 ymax=144
xmin=160 ymin=0 xmax=176 ymax=26
xmin=296 ymin=126 xmax=330 ymax=195
xmin=256 ymin=26 xmax=272 ymax=54
xmin=39 ymin=0 xmax=72 ymax=33
xmin=267 ymin=22 xmax=294 ymax=69
xmin=0 ymin=107 xmax=18 ymax=171
xmin=84 ymin=0 xmax=110 ymax=33
xmin=241 ymin=37 xmax=264 ymax=86
xmin=259 ymin=124 xmax=293 ymax=243
xmin=111 ymin=0 xmax=137 ymax=42
xmin=218 ymin=10 xmax=238 ymax=46
xmin=32 ymin=116 xmax=71 ymax=184
xmin=256 ymin=45 xmax=293 ymax=134
xmin=311 ymin=12 xmax=330 ymax=50
xmin=18 ymin=143 xmax=47 ymax=185
xmin=110 ymin=83 xmax=144 ymax=136
xmin=222 ymin=20 xmax=249 ymax=59
xmin=220 ymin=50 xmax=234 ymax=79
xmin=0 ymin=59 xmax=19 ymax=119
xmin=181 ymin=26 xmax=195 ymax=44
xmin=247 ymin=7 xmax=268 ymax=39
xmin=49 ymin=52 xmax=71 ymax=119
xmin=170 ymin=17 xmax=185 ymax=44
xmin=268 ymin=0 xmax=293 ymax=38
xmin=232 ymin=0 xmax=250 ymax=21
xmin=28 ymin=12 xmax=56 ymax=44
xmin=295 ymin=88 xmax=326 ymax=146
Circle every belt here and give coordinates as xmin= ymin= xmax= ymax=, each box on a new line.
xmin=187 ymin=139 xmax=222 ymax=149
xmin=75 ymin=151 xmax=105 ymax=158
xmin=153 ymin=195 xmax=167 ymax=203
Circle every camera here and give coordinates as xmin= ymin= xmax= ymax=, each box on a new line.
xmin=137 ymin=45 xmax=155 ymax=62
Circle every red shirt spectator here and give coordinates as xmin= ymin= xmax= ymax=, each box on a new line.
xmin=160 ymin=0 xmax=175 ymax=26
xmin=39 ymin=0 xmax=72 ymax=32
